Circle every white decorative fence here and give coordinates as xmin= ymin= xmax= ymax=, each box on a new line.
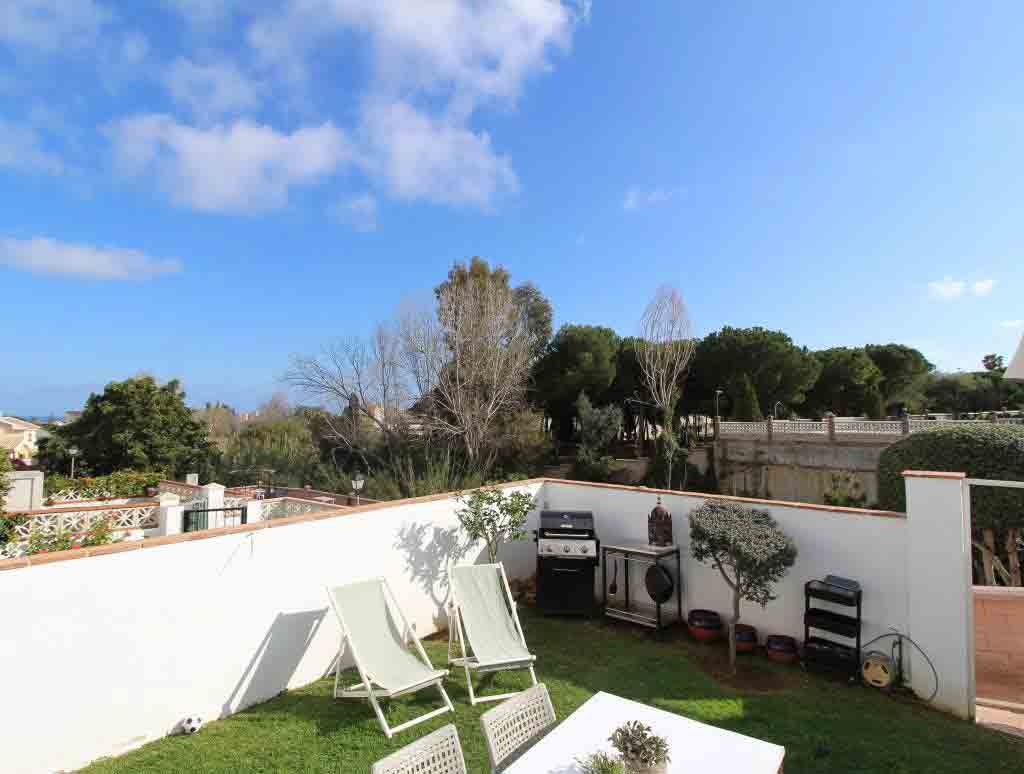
xmin=717 ymin=416 xmax=1009 ymax=440
xmin=9 ymin=503 xmax=159 ymax=540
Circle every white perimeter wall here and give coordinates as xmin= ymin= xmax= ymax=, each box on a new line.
xmin=542 ymin=482 xmax=910 ymax=649
xmin=0 ymin=483 xmax=542 ymax=774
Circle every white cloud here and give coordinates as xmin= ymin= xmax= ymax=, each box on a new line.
xmin=358 ymin=98 xmax=517 ymax=208
xmin=244 ymin=0 xmax=584 ymax=209
xmin=0 ymin=236 xmax=181 ymax=280
xmin=120 ymin=32 xmax=150 ymax=65
xmin=330 ymin=193 xmax=378 ymax=231
xmin=927 ymin=276 xmax=997 ymax=300
xmin=1000 ymin=320 xmax=1024 ymax=329
xmin=0 ymin=119 xmax=64 ymax=176
xmin=927 ymin=277 xmax=966 ymax=300
xmin=0 ymin=0 xmax=113 ymax=52
xmin=163 ymin=57 xmax=262 ymax=120
xmin=623 ymin=186 xmax=676 ymax=211
xmin=972 ymin=278 xmax=996 ymax=297
xmin=106 ymin=114 xmax=354 ymax=213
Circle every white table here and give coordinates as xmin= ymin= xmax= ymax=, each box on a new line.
xmin=504 ymin=692 xmax=784 ymax=774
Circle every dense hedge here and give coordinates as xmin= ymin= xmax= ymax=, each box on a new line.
xmin=44 ymin=470 xmax=164 ymax=500
xmin=877 ymin=425 xmax=1024 ymax=530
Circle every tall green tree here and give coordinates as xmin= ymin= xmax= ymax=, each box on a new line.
xmin=44 ymin=376 xmax=212 ymax=477
xmin=865 ymin=344 xmax=934 ymax=413
xmin=689 ymin=327 xmax=820 ymax=416
xmin=805 ymin=347 xmax=885 ymax=417
xmin=532 ymin=324 xmax=621 ymax=440
xmin=435 ymin=256 xmax=553 ymax=361
xmin=218 ymin=416 xmax=322 ymax=487
xmin=731 ymin=373 xmax=763 ymax=421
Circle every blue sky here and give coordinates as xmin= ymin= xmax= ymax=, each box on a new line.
xmin=2 ymin=1 xmax=1022 ymax=416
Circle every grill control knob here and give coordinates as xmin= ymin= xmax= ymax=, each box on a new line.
xmin=580 ymin=545 xmax=589 ymax=554
xmin=563 ymin=545 xmax=571 ymax=553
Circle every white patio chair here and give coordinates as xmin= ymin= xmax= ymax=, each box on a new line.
xmin=371 ymin=723 xmax=467 ymax=774
xmin=326 ymin=577 xmax=454 ymax=738
xmin=447 ymin=562 xmax=538 ymax=705
xmin=479 ymin=683 xmax=556 ymax=773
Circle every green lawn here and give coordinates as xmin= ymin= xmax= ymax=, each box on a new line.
xmin=81 ymin=610 xmax=1020 ymax=773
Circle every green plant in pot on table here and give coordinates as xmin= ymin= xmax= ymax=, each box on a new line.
xmin=610 ymin=720 xmax=670 ymax=774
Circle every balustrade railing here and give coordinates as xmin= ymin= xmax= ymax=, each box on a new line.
xmin=8 ymin=503 xmax=159 ymax=540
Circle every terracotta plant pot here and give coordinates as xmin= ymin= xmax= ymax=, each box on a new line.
xmin=687 ymin=609 xmax=723 ymax=643
xmin=734 ymin=623 xmax=758 ymax=653
xmin=765 ymin=634 xmax=800 ymax=664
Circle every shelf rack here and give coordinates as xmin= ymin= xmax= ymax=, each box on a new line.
xmin=602 ymin=543 xmax=682 ymax=630
xmin=803 ymin=575 xmax=862 ymax=677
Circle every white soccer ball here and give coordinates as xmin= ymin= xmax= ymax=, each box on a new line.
xmin=180 ymin=716 xmax=203 ymax=735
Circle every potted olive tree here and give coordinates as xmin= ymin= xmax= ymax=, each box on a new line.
xmin=689 ymin=499 xmax=797 ymax=672
xmin=455 ymin=487 xmax=535 ymax=563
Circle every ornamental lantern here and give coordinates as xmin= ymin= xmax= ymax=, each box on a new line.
xmin=648 ymin=496 xmax=673 ymax=546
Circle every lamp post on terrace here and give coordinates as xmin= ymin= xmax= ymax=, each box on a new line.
xmin=68 ymin=446 xmax=79 ymax=479
xmin=351 ymin=474 xmax=365 ymax=506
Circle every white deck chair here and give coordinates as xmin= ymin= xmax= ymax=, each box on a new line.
xmin=326 ymin=577 xmax=454 ymax=738
xmin=447 ymin=562 xmax=538 ymax=705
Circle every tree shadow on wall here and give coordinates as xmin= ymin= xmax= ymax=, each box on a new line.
xmin=222 ymin=608 xmax=329 ymax=718
xmin=394 ymin=522 xmax=479 ymax=631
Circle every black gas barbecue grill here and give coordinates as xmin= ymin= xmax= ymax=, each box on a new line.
xmin=535 ymin=510 xmax=599 ymax=615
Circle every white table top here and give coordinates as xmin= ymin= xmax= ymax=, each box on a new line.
xmin=503 ymin=692 xmax=784 ymax=774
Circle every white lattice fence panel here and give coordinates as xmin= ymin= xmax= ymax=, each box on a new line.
xmin=773 ymin=420 xmax=827 ymax=434
xmin=909 ymin=420 xmax=967 ymax=432
xmin=48 ymin=489 xmax=115 ymax=503
xmin=835 ymin=420 xmax=904 ymax=434
xmin=718 ymin=421 xmax=769 ymax=435
xmin=12 ymin=506 xmax=158 ymax=539
xmin=158 ymin=481 xmax=201 ymax=499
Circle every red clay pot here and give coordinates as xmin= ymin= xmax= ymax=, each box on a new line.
xmin=734 ymin=623 xmax=758 ymax=653
xmin=765 ymin=634 xmax=799 ymax=664
xmin=687 ymin=609 xmax=723 ymax=643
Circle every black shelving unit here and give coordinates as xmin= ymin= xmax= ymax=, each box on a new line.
xmin=803 ymin=575 xmax=862 ymax=677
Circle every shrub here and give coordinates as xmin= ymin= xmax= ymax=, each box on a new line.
xmin=25 ymin=517 xmax=116 ymax=556
xmin=877 ymin=425 xmax=1024 ymax=530
xmin=570 ymin=393 xmax=622 ymax=483
xmin=45 ymin=470 xmax=164 ymax=500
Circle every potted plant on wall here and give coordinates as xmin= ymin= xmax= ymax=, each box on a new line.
xmin=689 ymin=499 xmax=797 ymax=673
xmin=609 ymin=720 xmax=670 ymax=774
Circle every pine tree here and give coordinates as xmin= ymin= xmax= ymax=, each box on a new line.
xmin=732 ymin=373 xmax=763 ymax=421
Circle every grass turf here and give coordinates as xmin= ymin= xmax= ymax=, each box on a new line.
xmin=80 ymin=609 xmax=1021 ymax=773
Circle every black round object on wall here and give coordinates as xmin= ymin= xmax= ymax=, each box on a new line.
xmin=645 ymin=564 xmax=674 ymax=603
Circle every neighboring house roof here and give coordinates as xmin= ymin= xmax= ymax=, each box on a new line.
xmin=0 ymin=417 xmax=42 ymax=432
xmin=0 ymin=432 xmax=33 ymax=451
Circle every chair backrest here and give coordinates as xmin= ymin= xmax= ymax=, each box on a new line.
xmin=326 ymin=578 xmax=432 ymax=691
xmin=451 ymin=563 xmax=527 ymax=663
xmin=371 ymin=723 xmax=467 ymax=774
xmin=479 ymin=683 xmax=556 ymax=771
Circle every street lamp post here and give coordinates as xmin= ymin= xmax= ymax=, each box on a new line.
xmin=351 ymin=474 xmax=365 ymax=506
xmin=68 ymin=446 xmax=79 ymax=479
xmin=774 ymin=401 xmax=784 ymax=420
xmin=714 ymin=389 xmax=724 ymax=419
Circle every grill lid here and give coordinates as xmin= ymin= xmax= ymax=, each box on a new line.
xmin=539 ymin=510 xmax=594 ymax=535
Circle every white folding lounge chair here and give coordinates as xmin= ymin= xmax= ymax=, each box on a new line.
xmin=447 ymin=562 xmax=538 ymax=705
xmin=326 ymin=577 xmax=454 ymax=738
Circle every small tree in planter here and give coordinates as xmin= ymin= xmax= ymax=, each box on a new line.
xmin=689 ymin=499 xmax=797 ymax=672
xmin=455 ymin=487 xmax=535 ymax=563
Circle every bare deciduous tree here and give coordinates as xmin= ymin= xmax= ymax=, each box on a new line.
xmin=286 ymin=323 xmax=415 ymax=485
xmin=635 ymin=285 xmax=696 ymax=489
xmin=402 ymin=277 xmax=533 ymax=475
